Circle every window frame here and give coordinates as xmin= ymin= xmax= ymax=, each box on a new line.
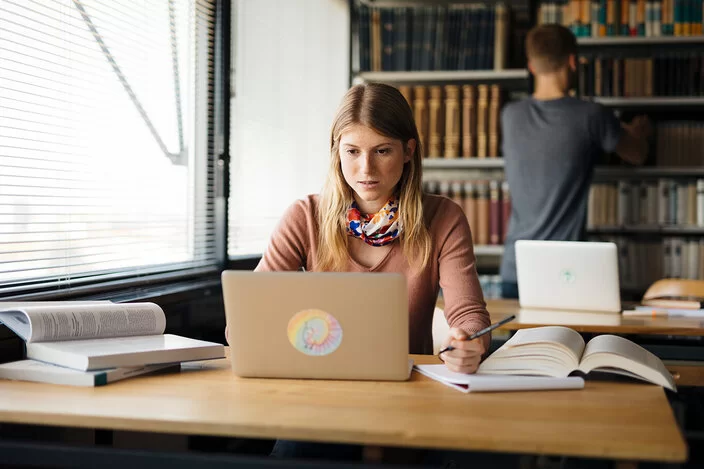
xmin=0 ymin=0 xmax=232 ymax=302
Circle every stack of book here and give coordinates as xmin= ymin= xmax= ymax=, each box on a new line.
xmin=426 ymin=179 xmax=511 ymax=246
xmin=0 ymin=301 xmax=225 ymax=387
xmin=399 ymin=84 xmax=503 ymax=159
xmin=538 ymin=0 xmax=704 ymax=38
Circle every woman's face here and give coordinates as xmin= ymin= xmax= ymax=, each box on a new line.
xmin=339 ymin=124 xmax=414 ymax=214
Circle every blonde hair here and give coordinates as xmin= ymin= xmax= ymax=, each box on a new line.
xmin=316 ymin=83 xmax=432 ymax=272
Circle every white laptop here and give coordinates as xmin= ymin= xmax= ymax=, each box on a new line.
xmin=221 ymin=271 xmax=411 ymax=381
xmin=515 ymin=240 xmax=621 ymax=313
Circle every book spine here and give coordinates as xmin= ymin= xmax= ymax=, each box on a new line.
xmin=658 ymin=178 xmax=670 ymax=225
xmin=413 ymin=86 xmax=429 ymax=157
xmin=501 ymin=181 xmax=511 ymax=243
xmin=371 ymin=8 xmax=382 ymax=71
xmin=593 ymin=1 xmax=601 ymax=36
xmin=488 ymin=85 xmax=501 ymax=157
xmin=463 ymin=181 xmax=478 ymax=234
xmin=697 ymin=179 xmax=704 ymax=226
xmin=476 ymin=181 xmax=490 ymax=245
xmin=444 ymin=85 xmax=461 ymax=158
xmin=489 ymin=180 xmax=501 ymax=245
xmin=476 ymin=85 xmax=489 ymax=158
xmin=629 ymin=0 xmax=638 ymax=35
xmin=398 ymin=85 xmax=412 ymax=108
xmin=428 ymin=86 xmax=444 ymax=158
xmin=688 ymin=181 xmax=697 ymax=225
xmin=493 ymin=4 xmax=507 ymax=71
xmin=461 ymin=85 xmax=476 ymax=158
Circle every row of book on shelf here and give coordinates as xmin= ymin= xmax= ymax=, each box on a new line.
xmin=426 ymin=179 xmax=510 ymax=246
xmin=577 ymin=53 xmax=704 ymax=98
xmin=0 ymin=301 xmax=224 ymax=387
xmin=398 ymin=84 xmax=502 ymax=159
xmin=592 ymin=236 xmax=704 ymax=288
xmin=357 ymin=3 xmax=511 ymax=72
xmin=539 ymin=0 xmax=704 ymax=37
xmin=587 ymin=179 xmax=704 ymax=227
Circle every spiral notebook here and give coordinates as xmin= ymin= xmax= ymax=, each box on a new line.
xmin=414 ymin=365 xmax=585 ymax=393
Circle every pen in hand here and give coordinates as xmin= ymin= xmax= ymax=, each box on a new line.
xmin=437 ymin=314 xmax=516 ymax=355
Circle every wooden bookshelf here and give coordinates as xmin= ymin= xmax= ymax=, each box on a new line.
xmin=354 ymin=70 xmax=529 ymax=84
xmin=474 ymin=245 xmax=504 ymax=256
xmin=578 ymin=36 xmax=704 ymax=46
xmin=352 ymin=0 xmax=704 ymax=291
xmin=587 ymin=226 xmax=704 ymax=235
xmin=593 ymin=97 xmax=704 ymax=108
xmin=422 ymin=158 xmax=504 ymax=169
xmin=594 ymin=167 xmax=704 ymax=178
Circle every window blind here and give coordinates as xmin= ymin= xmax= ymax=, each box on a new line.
xmin=0 ymin=0 xmax=219 ymax=297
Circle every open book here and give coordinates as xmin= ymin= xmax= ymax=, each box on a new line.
xmin=0 ymin=301 xmax=225 ymax=371
xmin=477 ymin=326 xmax=677 ymax=391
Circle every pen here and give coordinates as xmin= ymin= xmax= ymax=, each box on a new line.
xmin=438 ymin=314 xmax=517 ymax=355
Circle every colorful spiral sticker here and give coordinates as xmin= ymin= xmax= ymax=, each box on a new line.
xmin=287 ymin=309 xmax=343 ymax=356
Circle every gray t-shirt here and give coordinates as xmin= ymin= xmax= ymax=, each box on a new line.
xmin=500 ymin=96 xmax=621 ymax=283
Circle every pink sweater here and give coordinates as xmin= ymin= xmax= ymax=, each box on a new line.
xmin=255 ymin=194 xmax=491 ymax=355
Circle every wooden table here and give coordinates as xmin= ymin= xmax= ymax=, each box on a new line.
xmin=0 ymin=352 xmax=687 ymax=465
xmin=483 ymin=299 xmax=704 ymax=336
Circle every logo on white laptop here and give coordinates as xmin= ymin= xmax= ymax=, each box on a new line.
xmin=287 ymin=309 xmax=343 ymax=356
xmin=559 ymin=269 xmax=576 ymax=284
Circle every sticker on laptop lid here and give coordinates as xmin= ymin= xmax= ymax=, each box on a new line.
xmin=287 ymin=309 xmax=343 ymax=356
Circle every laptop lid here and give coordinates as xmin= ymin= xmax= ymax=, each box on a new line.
xmin=222 ymin=271 xmax=410 ymax=381
xmin=515 ymin=240 xmax=621 ymax=313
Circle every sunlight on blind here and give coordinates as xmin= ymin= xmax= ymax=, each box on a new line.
xmin=227 ymin=0 xmax=349 ymax=256
xmin=0 ymin=0 xmax=217 ymax=291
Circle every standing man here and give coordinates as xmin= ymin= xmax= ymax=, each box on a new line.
xmin=500 ymin=24 xmax=652 ymax=299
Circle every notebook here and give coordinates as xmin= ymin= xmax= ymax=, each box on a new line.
xmin=414 ymin=364 xmax=585 ymax=393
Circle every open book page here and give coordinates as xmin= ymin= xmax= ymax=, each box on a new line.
xmin=477 ymin=326 xmax=586 ymax=377
xmin=578 ymin=335 xmax=677 ymax=391
xmin=0 ymin=302 xmax=166 ymax=343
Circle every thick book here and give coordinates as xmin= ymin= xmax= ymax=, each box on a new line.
xmin=0 ymin=301 xmax=225 ymax=371
xmin=414 ymin=364 xmax=585 ymax=393
xmin=0 ymin=359 xmax=179 ymax=387
xmin=477 ymin=326 xmax=677 ymax=391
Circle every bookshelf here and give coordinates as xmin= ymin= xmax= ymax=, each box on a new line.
xmin=354 ymin=70 xmax=529 ymax=84
xmin=594 ymin=97 xmax=704 ymax=108
xmin=594 ymin=167 xmax=704 ymax=178
xmin=577 ymin=36 xmax=704 ymax=46
xmin=351 ymin=0 xmax=704 ymax=296
xmin=422 ymin=158 xmax=504 ymax=169
xmin=588 ymin=226 xmax=704 ymax=235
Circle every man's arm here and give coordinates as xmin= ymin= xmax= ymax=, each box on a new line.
xmin=614 ymin=115 xmax=653 ymax=166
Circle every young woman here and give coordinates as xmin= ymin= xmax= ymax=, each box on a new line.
xmin=229 ymin=82 xmax=491 ymax=374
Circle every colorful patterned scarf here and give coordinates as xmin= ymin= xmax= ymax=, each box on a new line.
xmin=346 ymin=197 xmax=402 ymax=247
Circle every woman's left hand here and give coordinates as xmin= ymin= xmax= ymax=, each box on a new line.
xmin=439 ymin=327 xmax=485 ymax=374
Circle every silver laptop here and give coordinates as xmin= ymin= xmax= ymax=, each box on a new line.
xmin=515 ymin=240 xmax=621 ymax=313
xmin=221 ymin=271 xmax=411 ymax=381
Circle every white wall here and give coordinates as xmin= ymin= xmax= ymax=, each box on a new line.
xmin=228 ymin=0 xmax=350 ymax=255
